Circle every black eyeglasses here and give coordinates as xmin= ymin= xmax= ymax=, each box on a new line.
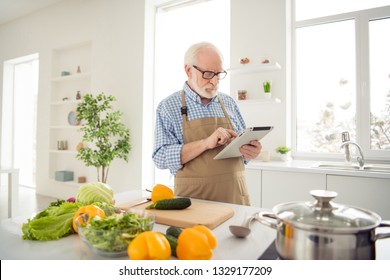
xmin=192 ymin=65 xmax=227 ymax=80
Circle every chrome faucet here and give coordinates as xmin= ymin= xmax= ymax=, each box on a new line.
xmin=341 ymin=131 xmax=351 ymax=162
xmin=340 ymin=141 xmax=365 ymax=169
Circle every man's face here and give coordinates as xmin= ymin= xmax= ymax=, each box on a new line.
xmin=187 ymin=49 xmax=224 ymax=99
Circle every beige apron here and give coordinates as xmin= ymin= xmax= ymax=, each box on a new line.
xmin=174 ymin=92 xmax=250 ymax=205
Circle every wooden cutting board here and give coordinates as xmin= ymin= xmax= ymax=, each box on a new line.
xmin=117 ymin=198 xmax=235 ymax=229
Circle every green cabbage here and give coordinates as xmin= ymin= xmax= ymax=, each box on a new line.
xmin=76 ymin=182 xmax=114 ymax=205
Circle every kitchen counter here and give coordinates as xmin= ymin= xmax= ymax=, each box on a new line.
xmin=0 ymin=190 xmax=276 ymax=260
xmin=247 ymin=159 xmax=390 ymax=179
xmin=0 ymin=190 xmax=389 ymax=260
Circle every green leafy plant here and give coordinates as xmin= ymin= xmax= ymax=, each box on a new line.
xmin=276 ymin=146 xmax=291 ymax=154
xmin=76 ymin=92 xmax=131 ymax=183
xmin=263 ymin=81 xmax=271 ymax=93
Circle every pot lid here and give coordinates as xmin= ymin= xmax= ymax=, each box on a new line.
xmin=272 ymin=190 xmax=381 ymax=232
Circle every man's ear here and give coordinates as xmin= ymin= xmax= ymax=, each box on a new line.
xmin=184 ymin=64 xmax=192 ymax=78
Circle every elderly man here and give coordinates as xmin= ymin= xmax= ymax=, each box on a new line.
xmin=153 ymin=42 xmax=261 ymax=205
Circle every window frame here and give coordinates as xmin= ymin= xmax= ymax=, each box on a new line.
xmin=292 ymin=4 xmax=390 ymax=162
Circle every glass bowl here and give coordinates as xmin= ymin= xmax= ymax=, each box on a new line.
xmin=75 ymin=208 xmax=155 ymax=257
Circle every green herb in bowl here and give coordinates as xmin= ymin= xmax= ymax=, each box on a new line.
xmin=76 ymin=209 xmax=155 ymax=257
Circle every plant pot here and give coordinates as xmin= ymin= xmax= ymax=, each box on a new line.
xmin=256 ymin=190 xmax=390 ymax=260
xmin=280 ymin=153 xmax=290 ymax=161
xmin=237 ymin=90 xmax=247 ymax=100
xmin=264 ymin=92 xmax=272 ymax=99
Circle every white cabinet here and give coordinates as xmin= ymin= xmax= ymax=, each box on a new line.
xmin=245 ymin=169 xmax=261 ymax=207
xmin=327 ymin=175 xmax=390 ymax=220
xmin=261 ymin=170 xmax=326 ymax=209
xmin=245 ymin=164 xmax=390 ymax=218
xmin=49 ymin=42 xmax=93 ymax=189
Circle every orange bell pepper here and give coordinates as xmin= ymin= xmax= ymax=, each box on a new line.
xmin=72 ymin=205 xmax=105 ymax=232
xmin=151 ymin=184 xmax=174 ymax=202
xmin=128 ymin=231 xmax=171 ymax=260
xmin=176 ymin=225 xmax=217 ymax=260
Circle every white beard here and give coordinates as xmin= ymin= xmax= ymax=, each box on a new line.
xmin=190 ymin=74 xmax=218 ymax=99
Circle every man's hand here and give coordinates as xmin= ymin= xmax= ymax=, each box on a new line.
xmin=180 ymin=127 xmax=237 ymax=165
xmin=240 ymin=140 xmax=262 ymax=160
xmin=205 ymin=127 xmax=238 ymax=149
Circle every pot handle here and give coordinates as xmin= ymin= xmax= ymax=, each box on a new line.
xmin=375 ymin=220 xmax=390 ymax=241
xmin=255 ymin=211 xmax=278 ymax=229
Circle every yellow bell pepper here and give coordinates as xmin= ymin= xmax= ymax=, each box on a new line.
xmin=151 ymin=184 xmax=174 ymax=202
xmin=72 ymin=205 xmax=105 ymax=232
xmin=128 ymin=231 xmax=171 ymax=260
xmin=176 ymin=225 xmax=217 ymax=260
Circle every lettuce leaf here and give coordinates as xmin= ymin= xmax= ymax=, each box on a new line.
xmin=22 ymin=202 xmax=83 ymax=241
xmin=82 ymin=213 xmax=154 ymax=252
xmin=92 ymin=201 xmax=119 ymax=216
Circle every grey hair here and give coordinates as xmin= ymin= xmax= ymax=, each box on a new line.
xmin=184 ymin=41 xmax=224 ymax=66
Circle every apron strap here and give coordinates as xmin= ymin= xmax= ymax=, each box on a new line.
xmin=217 ymin=95 xmax=233 ymax=130
xmin=181 ymin=91 xmax=188 ymax=124
xmin=181 ymin=91 xmax=233 ymax=129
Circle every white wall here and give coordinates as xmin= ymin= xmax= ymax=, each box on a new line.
xmin=231 ymin=0 xmax=289 ymax=159
xmin=0 ymin=0 xmax=145 ymax=197
xmin=0 ymin=0 xmax=289 ymax=197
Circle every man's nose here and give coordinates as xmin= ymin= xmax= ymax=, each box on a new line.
xmin=209 ymin=75 xmax=219 ymax=84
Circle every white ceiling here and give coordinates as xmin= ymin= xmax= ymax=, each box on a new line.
xmin=0 ymin=0 xmax=64 ymax=25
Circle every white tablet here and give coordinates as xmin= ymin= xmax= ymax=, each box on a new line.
xmin=213 ymin=126 xmax=273 ymax=160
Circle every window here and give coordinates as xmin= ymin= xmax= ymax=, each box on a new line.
xmin=295 ymin=0 xmax=390 ymax=21
xmin=154 ymin=0 xmax=230 ymax=106
xmin=1 ymin=54 xmax=39 ymax=187
xmin=369 ymin=17 xmax=390 ymax=150
xmin=295 ymin=20 xmax=356 ymax=153
xmin=293 ymin=1 xmax=390 ymax=160
xmin=152 ymin=0 xmax=230 ymax=186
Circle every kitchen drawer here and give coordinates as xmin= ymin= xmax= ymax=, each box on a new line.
xmin=327 ymin=175 xmax=390 ymax=220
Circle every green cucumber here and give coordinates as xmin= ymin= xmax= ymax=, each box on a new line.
xmin=166 ymin=226 xmax=183 ymax=238
xmin=146 ymin=198 xmax=191 ymax=210
xmin=165 ymin=226 xmax=183 ymax=257
xmin=165 ymin=234 xmax=178 ymax=257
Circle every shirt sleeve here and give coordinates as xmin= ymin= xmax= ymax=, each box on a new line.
xmin=152 ymin=102 xmax=183 ymax=174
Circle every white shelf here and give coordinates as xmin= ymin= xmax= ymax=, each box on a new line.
xmin=49 ymin=41 xmax=92 ymax=192
xmin=50 ymin=125 xmax=81 ymax=129
xmin=51 ymin=72 xmax=91 ymax=82
xmin=51 ymin=100 xmax=81 ymax=106
xmin=228 ymin=62 xmax=281 ymax=75
xmin=237 ymin=98 xmax=281 ymax=104
xmin=49 ymin=150 xmax=78 ymax=155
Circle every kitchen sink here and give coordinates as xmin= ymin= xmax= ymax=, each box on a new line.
xmin=311 ymin=162 xmax=390 ymax=173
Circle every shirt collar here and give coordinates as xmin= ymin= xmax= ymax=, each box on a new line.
xmin=183 ymin=82 xmax=219 ymax=105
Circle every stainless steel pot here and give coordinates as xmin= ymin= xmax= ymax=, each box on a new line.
xmin=256 ymin=190 xmax=390 ymax=260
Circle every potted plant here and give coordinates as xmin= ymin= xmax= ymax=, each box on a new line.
xmin=263 ymin=80 xmax=272 ymax=99
xmin=76 ymin=92 xmax=131 ymax=183
xmin=276 ymin=145 xmax=291 ymax=162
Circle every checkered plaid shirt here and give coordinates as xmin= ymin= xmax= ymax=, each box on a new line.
xmin=152 ymin=82 xmax=247 ymax=175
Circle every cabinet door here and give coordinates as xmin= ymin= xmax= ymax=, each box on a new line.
xmin=327 ymin=175 xmax=390 ymax=220
xmin=262 ymin=170 xmax=326 ymax=209
xmin=245 ymin=169 xmax=261 ymax=207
